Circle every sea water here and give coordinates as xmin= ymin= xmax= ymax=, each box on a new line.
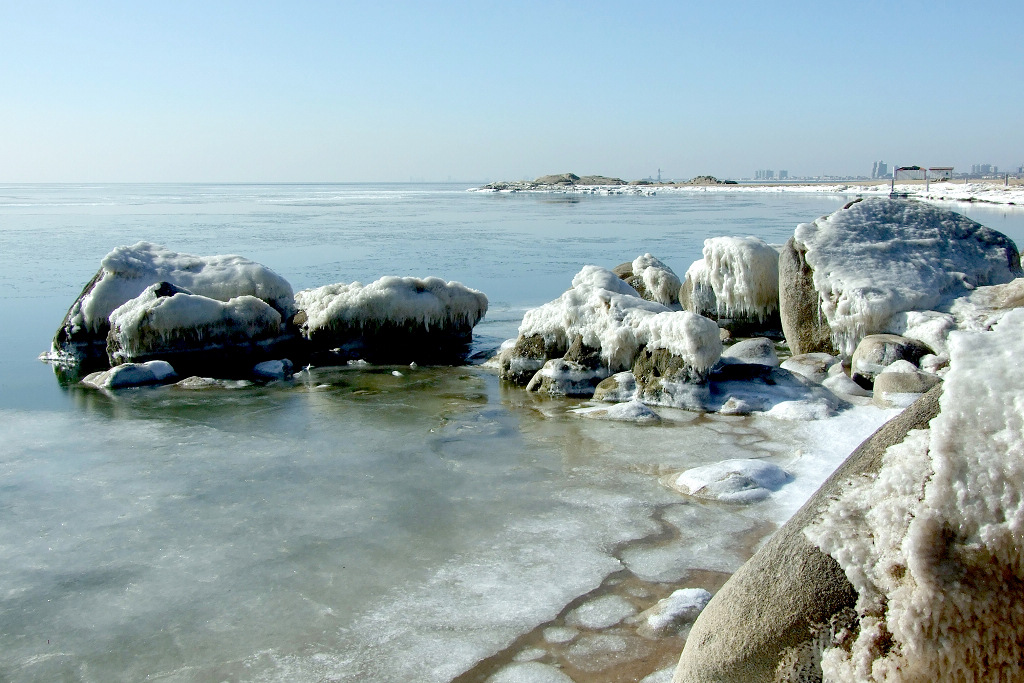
xmin=1 ymin=184 xmax=1022 ymax=682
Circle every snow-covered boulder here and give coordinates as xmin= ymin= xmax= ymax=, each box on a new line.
xmin=779 ymin=198 xmax=1021 ymax=356
xmin=719 ymin=337 xmax=780 ymax=367
xmin=680 ymin=236 xmax=782 ymax=336
xmin=106 ymin=283 xmax=287 ymax=372
xmin=52 ymin=242 xmax=296 ymax=366
xmin=294 ymin=276 xmax=488 ymax=363
xmin=81 ymin=360 xmax=178 ymax=389
xmin=613 ymin=253 xmax=682 ymax=306
xmin=571 ymin=399 xmax=661 ymax=424
xmin=850 ymin=333 xmax=932 ymax=388
xmin=670 ymin=458 xmax=790 ymax=503
xmin=252 ymin=359 xmax=294 ymax=381
xmin=500 ymin=266 xmax=722 ymax=390
xmin=674 ymin=386 xmax=943 ymax=683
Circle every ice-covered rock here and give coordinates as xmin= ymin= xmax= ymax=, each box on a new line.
xmin=52 ymin=242 xmax=295 ymax=365
xmin=674 ymin=387 xmax=942 ymax=682
xmin=637 ymin=588 xmax=712 ymax=638
xmin=707 ymin=363 xmax=840 ymax=417
xmin=779 ymin=198 xmax=1021 ymax=356
xmin=849 ymin=333 xmax=932 ymax=388
xmin=81 ymin=360 xmax=178 ymax=389
xmin=295 ymin=276 xmax=488 ymax=363
xmin=680 ymin=236 xmax=781 ymax=335
xmin=106 ymin=283 xmax=286 ymax=370
xmin=526 ymin=359 xmax=608 ymax=396
xmin=613 ymin=253 xmax=682 ymax=306
xmin=719 ymin=337 xmax=780 ymax=367
xmin=502 ymin=266 xmax=722 ymax=389
xmin=571 ymin=400 xmax=661 ymax=424
xmin=805 ymin=309 xmax=1024 ymax=681
xmin=670 ymin=458 xmax=790 ymax=503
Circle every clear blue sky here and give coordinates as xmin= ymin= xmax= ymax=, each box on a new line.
xmin=1 ymin=1 xmax=1020 ymax=182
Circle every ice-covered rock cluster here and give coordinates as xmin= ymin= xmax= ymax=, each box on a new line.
xmin=49 ymin=242 xmax=488 ymax=388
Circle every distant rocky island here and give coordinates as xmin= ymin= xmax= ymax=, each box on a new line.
xmin=478 ymin=172 xmax=737 ymax=191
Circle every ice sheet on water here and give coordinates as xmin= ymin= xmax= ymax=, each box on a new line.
xmin=566 ymin=594 xmax=638 ymax=629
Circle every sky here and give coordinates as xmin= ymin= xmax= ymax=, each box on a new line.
xmin=1 ymin=1 xmax=1021 ymax=183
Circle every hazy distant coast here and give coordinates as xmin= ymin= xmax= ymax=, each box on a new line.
xmin=473 ymin=173 xmax=1024 ymax=207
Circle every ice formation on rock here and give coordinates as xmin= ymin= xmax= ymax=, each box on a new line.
xmin=67 ymin=242 xmax=295 ymax=336
xmin=518 ymin=266 xmax=721 ymax=374
xmin=629 ymin=253 xmax=682 ymax=306
xmin=671 ymin=458 xmax=790 ymax=503
xmin=107 ymin=284 xmax=283 ymax=365
xmin=806 ymin=307 xmax=1024 ymax=681
xmin=682 ymin=236 xmax=780 ymax=321
xmin=794 ymin=198 xmax=1021 ymax=355
xmin=295 ymin=276 xmax=488 ymax=343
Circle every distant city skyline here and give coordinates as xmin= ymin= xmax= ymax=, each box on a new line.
xmin=1 ymin=1 xmax=1021 ymax=183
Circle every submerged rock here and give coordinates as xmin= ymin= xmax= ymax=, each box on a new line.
xmin=82 ymin=360 xmax=178 ymax=389
xmin=669 ymin=459 xmax=791 ymax=503
xmin=779 ymin=198 xmax=1021 ymax=356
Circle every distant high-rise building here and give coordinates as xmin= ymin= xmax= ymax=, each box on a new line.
xmin=871 ymin=161 xmax=888 ymax=179
xmin=972 ymin=164 xmax=994 ymax=175
xmin=755 ymin=170 xmax=775 ymax=180
xmin=778 ymin=170 xmax=788 ymax=180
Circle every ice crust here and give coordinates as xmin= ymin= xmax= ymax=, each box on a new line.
xmin=519 ymin=266 xmax=722 ymax=372
xmin=684 ymin=236 xmax=780 ymax=320
xmin=107 ymin=285 xmax=283 ymax=363
xmin=643 ymin=588 xmax=712 ymax=634
xmin=806 ymin=307 xmax=1024 ymax=681
xmin=69 ymin=242 xmax=296 ymax=335
xmin=295 ymin=276 xmax=488 ymax=337
xmin=795 ymin=199 xmax=1020 ymax=354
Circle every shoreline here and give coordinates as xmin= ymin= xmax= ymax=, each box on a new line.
xmin=471 ymin=178 xmax=1024 ymax=208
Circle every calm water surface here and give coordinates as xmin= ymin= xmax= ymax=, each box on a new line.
xmin=1 ymin=184 xmax=1021 ymax=682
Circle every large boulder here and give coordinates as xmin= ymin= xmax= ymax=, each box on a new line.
xmin=680 ymin=236 xmax=782 ymax=337
xmin=294 ymin=276 xmax=488 ymax=364
xmin=778 ymin=198 xmax=1021 ymax=356
xmin=51 ymin=242 xmax=296 ymax=367
xmin=673 ymin=385 xmax=942 ymax=682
